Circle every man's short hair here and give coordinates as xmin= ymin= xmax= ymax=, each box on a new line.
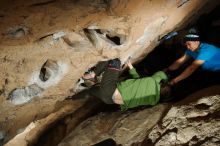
xmin=184 ymin=28 xmax=200 ymax=42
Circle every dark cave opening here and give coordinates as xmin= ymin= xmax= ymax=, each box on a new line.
xmin=135 ymin=4 xmax=220 ymax=100
xmin=35 ymin=97 xmax=119 ymax=146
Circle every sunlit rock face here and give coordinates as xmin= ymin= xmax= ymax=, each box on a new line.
xmin=0 ymin=0 xmax=220 ymax=145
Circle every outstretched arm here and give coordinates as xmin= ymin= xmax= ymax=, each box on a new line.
xmin=126 ymin=59 xmax=140 ymax=79
xmin=127 ymin=59 xmax=134 ymax=70
xmin=170 ymin=60 xmax=204 ymax=85
xmin=166 ymin=54 xmax=189 ymax=71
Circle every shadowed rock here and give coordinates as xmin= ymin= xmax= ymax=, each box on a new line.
xmin=0 ymin=131 xmax=5 ymax=146
xmin=7 ymin=26 xmax=29 ymax=38
xmin=58 ymin=104 xmax=168 ymax=146
xmin=8 ymin=84 xmax=43 ymax=105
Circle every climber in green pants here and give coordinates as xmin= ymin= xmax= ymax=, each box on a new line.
xmin=67 ymin=58 xmax=171 ymax=111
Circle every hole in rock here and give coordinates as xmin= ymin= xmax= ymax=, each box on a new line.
xmin=93 ymin=138 xmax=120 ymax=146
xmin=7 ymin=26 xmax=29 ymax=38
xmin=83 ymin=28 xmax=124 ymax=46
xmin=195 ymin=103 xmax=211 ymax=110
xmin=39 ymin=59 xmax=59 ymax=82
xmin=96 ymin=29 xmax=124 ymax=45
xmin=95 ymin=29 xmax=103 ymax=34
xmin=106 ymin=34 xmax=121 ymax=45
xmin=29 ymin=60 xmax=68 ymax=90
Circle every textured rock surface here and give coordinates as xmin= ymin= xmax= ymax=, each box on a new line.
xmin=59 ymin=104 xmax=168 ymax=146
xmin=5 ymin=98 xmax=103 ymax=146
xmin=148 ymin=95 xmax=220 ymax=146
xmin=56 ymin=86 xmax=220 ymax=146
xmin=8 ymin=84 xmax=43 ymax=105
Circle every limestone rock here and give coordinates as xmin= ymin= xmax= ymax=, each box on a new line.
xmin=8 ymin=84 xmax=43 ymax=105
xmin=58 ymin=104 xmax=168 ymax=146
xmin=6 ymin=26 xmax=29 ymax=38
xmin=148 ymin=95 xmax=220 ymax=146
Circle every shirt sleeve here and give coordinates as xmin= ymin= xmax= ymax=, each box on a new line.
xmin=129 ymin=68 xmax=140 ymax=79
xmin=185 ymin=50 xmax=196 ymax=59
xmin=185 ymin=50 xmax=191 ymax=56
xmin=196 ymin=51 xmax=215 ymax=61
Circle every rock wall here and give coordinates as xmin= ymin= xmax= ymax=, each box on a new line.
xmin=58 ymin=86 xmax=220 ymax=146
xmin=0 ymin=0 xmax=220 ymax=145
xmin=148 ymin=95 xmax=220 ymax=146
